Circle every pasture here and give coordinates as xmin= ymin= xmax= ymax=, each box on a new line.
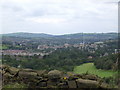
xmin=73 ymin=63 xmax=117 ymax=78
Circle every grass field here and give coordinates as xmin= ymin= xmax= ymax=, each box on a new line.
xmin=73 ymin=63 xmax=117 ymax=78
xmin=0 ymin=45 xmax=9 ymax=49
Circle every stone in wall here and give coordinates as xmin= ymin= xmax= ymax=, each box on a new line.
xmin=76 ymin=79 xmax=100 ymax=88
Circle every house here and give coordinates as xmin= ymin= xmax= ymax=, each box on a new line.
xmin=88 ymin=56 xmax=93 ymax=59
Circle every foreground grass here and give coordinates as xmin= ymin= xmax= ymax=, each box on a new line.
xmin=3 ymin=83 xmax=28 ymax=89
xmin=73 ymin=63 xmax=117 ymax=78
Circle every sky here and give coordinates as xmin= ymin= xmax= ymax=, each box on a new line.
xmin=0 ymin=0 xmax=119 ymax=35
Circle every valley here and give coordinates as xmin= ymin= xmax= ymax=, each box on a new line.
xmin=1 ymin=32 xmax=119 ymax=88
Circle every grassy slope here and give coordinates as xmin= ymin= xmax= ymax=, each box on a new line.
xmin=73 ymin=63 xmax=117 ymax=78
xmin=0 ymin=45 xmax=9 ymax=49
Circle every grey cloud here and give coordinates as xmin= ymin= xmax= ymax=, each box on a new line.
xmin=25 ymin=9 xmax=46 ymax=17
xmin=105 ymin=2 xmax=118 ymax=4
xmin=1 ymin=4 xmax=24 ymax=12
xmin=1 ymin=0 xmax=118 ymax=34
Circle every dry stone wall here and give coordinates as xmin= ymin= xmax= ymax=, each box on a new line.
xmin=0 ymin=65 xmax=109 ymax=89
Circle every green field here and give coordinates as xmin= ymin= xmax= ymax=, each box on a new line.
xmin=73 ymin=63 xmax=117 ymax=78
xmin=0 ymin=45 xmax=9 ymax=49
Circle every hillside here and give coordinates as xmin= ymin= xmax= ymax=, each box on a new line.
xmin=73 ymin=63 xmax=117 ymax=78
xmin=2 ymin=32 xmax=54 ymax=38
xmin=2 ymin=32 xmax=118 ymax=39
xmin=2 ymin=32 xmax=118 ymax=50
xmin=94 ymin=53 xmax=119 ymax=70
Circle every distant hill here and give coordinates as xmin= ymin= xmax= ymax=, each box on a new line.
xmin=2 ymin=32 xmax=118 ymax=39
xmin=56 ymin=33 xmax=118 ymax=39
xmin=2 ymin=32 xmax=54 ymax=38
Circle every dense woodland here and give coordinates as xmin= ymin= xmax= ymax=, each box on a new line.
xmin=2 ymin=47 xmax=93 ymax=71
xmin=94 ymin=54 xmax=118 ymax=70
xmin=2 ymin=47 xmax=118 ymax=72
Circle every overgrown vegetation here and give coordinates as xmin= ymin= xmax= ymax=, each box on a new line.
xmin=3 ymin=83 xmax=28 ymax=89
xmin=94 ymin=54 xmax=118 ymax=70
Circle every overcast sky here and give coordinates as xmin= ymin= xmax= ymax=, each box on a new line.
xmin=0 ymin=0 xmax=118 ymax=35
